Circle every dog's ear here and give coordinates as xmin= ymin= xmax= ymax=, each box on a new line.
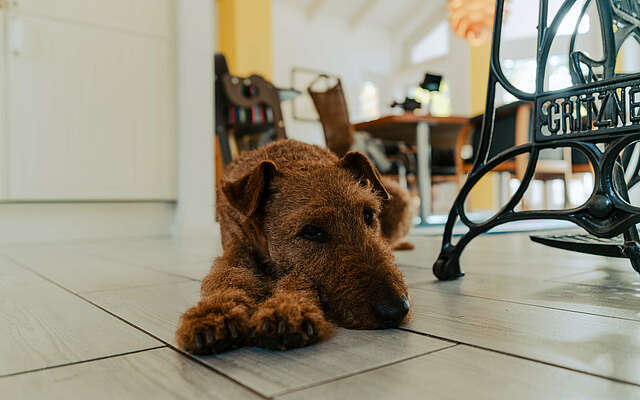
xmin=339 ymin=152 xmax=390 ymax=200
xmin=222 ymin=161 xmax=279 ymax=217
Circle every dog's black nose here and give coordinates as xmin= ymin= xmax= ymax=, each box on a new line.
xmin=373 ymin=295 xmax=410 ymax=327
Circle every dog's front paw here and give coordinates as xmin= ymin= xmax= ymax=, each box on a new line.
xmin=175 ymin=291 xmax=251 ymax=355
xmin=250 ymin=295 xmax=333 ymax=350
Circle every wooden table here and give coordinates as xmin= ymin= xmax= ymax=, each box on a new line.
xmin=353 ymin=114 xmax=468 ymax=223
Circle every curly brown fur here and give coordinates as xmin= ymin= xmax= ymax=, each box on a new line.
xmin=379 ymin=177 xmax=415 ymax=250
xmin=176 ymin=140 xmax=411 ymax=355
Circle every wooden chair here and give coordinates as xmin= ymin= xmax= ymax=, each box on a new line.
xmin=307 ymin=76 xmax=457 ymax=192
xmin=307 ymin=76 xmax=354 ymax=158
xmin=214 ymin=53 xmax=286 ymax=183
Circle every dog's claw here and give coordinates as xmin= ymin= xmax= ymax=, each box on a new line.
xmin=228 ymin=321 xmax=239 ymax=340
xmin=253 ymin=316 xmax=323 ymax=351
xmin=177 ymin=299 xmax=251 ymax=355
xmin=194 ymin=333 xmax=204 ymax=351
xmin=277 ymin=320 xmax=287 ymax=335
xmin=205 ymin=328 xmax=215 ymax=346
xmin=303 ymin=321 xmax=314 ymax=337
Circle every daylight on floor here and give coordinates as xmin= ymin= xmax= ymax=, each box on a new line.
xmin=2 ymin=0 xmax=640 ymax=398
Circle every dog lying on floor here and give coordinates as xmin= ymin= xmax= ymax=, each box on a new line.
xmin=176 ymin=140 xmax=413 ymax=354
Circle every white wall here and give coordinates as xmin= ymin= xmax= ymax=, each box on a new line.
xmin=173 ymin=0 xmax=216 ymax=237
xmin=0 ymin=0 xmax=216 ymax=243
xmin=272 ymin=0 xmax=394 ymax=146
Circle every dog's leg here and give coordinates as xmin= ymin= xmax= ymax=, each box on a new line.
xmin=175 ymin=257 xmax=265 ymax=355
xmin=250 ymin=273 xmax=334 ymax=350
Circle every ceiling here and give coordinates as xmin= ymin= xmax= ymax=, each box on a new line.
xmin=277 ymin=0 xmax=448 ymax=40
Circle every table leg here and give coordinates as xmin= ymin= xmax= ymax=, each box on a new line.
xmin=417 ymin=122 xmax=431 ymax=223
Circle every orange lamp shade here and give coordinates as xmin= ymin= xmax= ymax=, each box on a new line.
xmin=448 ymin=0 xmax=508 ymax=45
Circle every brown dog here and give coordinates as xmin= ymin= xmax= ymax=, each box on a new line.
xmin=176 ymin=139 xmax=412 ymax=354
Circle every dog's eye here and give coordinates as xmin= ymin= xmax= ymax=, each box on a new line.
xmin=363 ymin=208 xmax=375 ymax=226
xmin=300 ymin=225 xmax=327 ymax=242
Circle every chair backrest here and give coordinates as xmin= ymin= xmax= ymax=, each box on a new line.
xmin=220 ymin=74 xmax=286 ymax=139
xmin=308 ymin=77 xmax=355 ymax=157
xmin=465 ymin=101 xmax=526 ymax=163
xmin=214 ymin=53 xmax=286 ymax=166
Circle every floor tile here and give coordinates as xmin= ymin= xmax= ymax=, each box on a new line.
xmin=0 ymin=347 xmax=261 ymax=400
xmin=75 ymin=237 xmax=221 ymax=268
xmin=397 ymin=234 xmax=622 ymax=279
xmin=146 ymin=260 xmax=213 ymax=281
xmin=418 ymin=271 xmax=640 ymax=321
xmin=199 ymin=328 xmax=451 ymax=397
xmin=277 ymin=345 xmax=640 ymax=400
xmin=398 ymin=264 xmax=433 ymax=286
xmin=552 ymin=267 xmax=640 ymax=291
xmin=0 ymin=256 xmax=160 ymax=376
xmin=404 ymin=286 xmax=640 ymax=385
xmin=5 ymin=247 xmax=188 ymax=293
xmin=87 ymin=281 xmax=453 ymax=396
xmin=86 ymin=281 xmax=201 ymax=344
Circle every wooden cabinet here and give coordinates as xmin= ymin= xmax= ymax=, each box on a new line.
xmin=3 ymin=0 xmax=176 ymax=200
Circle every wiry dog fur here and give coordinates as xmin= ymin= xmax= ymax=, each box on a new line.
xmin=379 ymin=177 xmax=415 ymax=251
xmin=176 ymin=140 xmax=412 ymax=354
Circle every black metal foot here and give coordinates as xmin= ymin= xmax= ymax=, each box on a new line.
xmin=433 ymin=256 xmax=465 ymax=281
xmin=622 ymin=241 xmax=640 ymax=275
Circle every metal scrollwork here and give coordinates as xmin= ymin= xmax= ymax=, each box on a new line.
xmin=433 ymin=0 xmax=640 ymax=280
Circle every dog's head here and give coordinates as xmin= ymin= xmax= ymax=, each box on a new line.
xmin=222 ymin=151 xmax=409 ymax=329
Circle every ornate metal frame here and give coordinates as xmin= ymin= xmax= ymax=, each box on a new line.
xmin=433 ymin=0 xmax=640 ymax=280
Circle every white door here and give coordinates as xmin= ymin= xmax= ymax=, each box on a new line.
xmin=5 ymin=0 xmax=176 ymax=200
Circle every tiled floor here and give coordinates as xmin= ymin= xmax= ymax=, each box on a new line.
xmin=1 ymin=232 xmax=640 ymax=398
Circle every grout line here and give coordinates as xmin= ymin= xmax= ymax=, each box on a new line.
xmin=5 ymin=255 xmax=269 ymax=400
xmin=407 ymin=280 xmax=437 ymax=288
xmin=0 ymin=346 xmax=166 ymax=379
xmin=397 ymin=327 xmax=640 ymax=388
xmin=80 ymin=279 xmax=199 ymax=296
xmin=270 ymin=343 xmax=459 ymax=398
xmin=411 ymin=285 xmax=640 ymax=322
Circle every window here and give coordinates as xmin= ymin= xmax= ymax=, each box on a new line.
xmin=410 ymin=21 xmax=449 ymax=65
xmin=553 ymin=0 xmax=591 ymax=36
xmin=503 ymin=0 xmax=591 ymax=40
xmin=359 ymin=81 xmax=380 ymax=120
xmin=500 ymin=56 xmax=574 ymax=104
xmin=500 ymin=58 xmax=537 ymax=103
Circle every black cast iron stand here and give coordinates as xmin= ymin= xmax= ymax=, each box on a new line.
xmin=433 ymin=0 xmax=640 ymax=280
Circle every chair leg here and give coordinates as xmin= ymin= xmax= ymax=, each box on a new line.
xmin=397 ymin=163 xmax=408 ymax=191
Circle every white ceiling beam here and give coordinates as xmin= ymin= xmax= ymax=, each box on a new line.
xmin=305 ymin=0 xmax=327 ymax=20
xmin=390 ymin=0 xmax=428 ymax=34
xmin=349 ymin=0 xmax=382 ymax=30
xmin=391 ymin=0 xmax=445 ymax=39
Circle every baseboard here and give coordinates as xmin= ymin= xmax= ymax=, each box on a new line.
xmin=0 ymin=202 xmax=180 ymax=244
